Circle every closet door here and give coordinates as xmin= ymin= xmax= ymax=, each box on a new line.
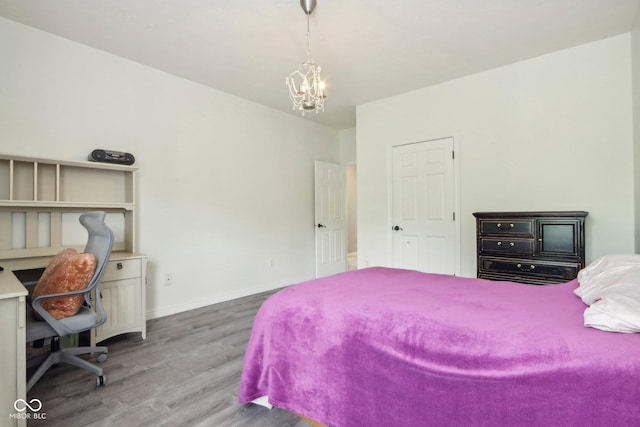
xmin=391 ymin=138 xmax=455 ymax=274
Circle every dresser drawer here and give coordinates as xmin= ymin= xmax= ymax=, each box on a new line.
xmin=102 ymin=258 xmax=142 ymax=282
xmin=479 ymin=257 xmax=580 ymax=281
xmin=479 ymin=220 xmax=533 ymax=236
xmin=478 ymin=272 xmax=560 ymax=286
xmin=480 ymin=238 xmax=534 ymax=255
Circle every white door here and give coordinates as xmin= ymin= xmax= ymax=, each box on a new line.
xmin=392 ymin=138 xmax=456 ymax=274
xmin=315 ymin=161 xmax=347 ymax=278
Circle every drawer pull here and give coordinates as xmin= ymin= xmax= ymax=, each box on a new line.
xmin=117 ymin=262 xmax=123 ymax=270
xmin=516 ymin=263 xmax=535 ymax=270
xmin=496 ymin=223 xmax=515 ymax=229
xmin=496 ymin=241 xmax=516 ymax=248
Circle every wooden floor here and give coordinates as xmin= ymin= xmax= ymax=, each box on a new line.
xmin=27 ymin=289 xmax=311 ymax=427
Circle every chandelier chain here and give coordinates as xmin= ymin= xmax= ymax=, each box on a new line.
xmin=306 ymin=14 xmax=311 ymax=60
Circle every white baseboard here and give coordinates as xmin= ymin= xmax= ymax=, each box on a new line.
xmin=145 ymin=280 xmax=295 ymax=320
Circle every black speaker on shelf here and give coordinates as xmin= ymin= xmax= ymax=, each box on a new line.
xmin=89 ymin=149 xmax=135 ymax=165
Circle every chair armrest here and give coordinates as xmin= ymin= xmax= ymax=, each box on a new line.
xmin=31 ymin=287 xmax=91 ymax=302
xmin=31 ymin=288 xmax=98 ymax=336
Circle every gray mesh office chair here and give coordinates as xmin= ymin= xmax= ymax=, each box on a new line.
xmin=26 ymin=211 xmax=114 ymax=391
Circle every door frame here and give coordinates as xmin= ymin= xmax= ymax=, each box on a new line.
xmin=387 ymin=136 xmax=461 ymax=275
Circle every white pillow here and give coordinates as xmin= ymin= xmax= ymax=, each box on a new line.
xmin=583 ymin=293 xmax=640 ymax=333
xmin=575 ymin=254 xmax=640 ymax=333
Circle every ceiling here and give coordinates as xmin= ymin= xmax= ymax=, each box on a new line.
xmin=1 ymin=1 xmax=639 ymax=130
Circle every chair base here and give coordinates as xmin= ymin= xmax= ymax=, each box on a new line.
xmin=27 ymin=346 xmax=108 ymax=392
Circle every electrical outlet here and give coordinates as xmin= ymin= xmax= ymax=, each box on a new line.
xmin=165 ymin=273 xmax=173 ymax=287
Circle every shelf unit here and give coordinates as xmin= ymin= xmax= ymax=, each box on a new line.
xmin=0 ymin=152 xmax=137 ymax=259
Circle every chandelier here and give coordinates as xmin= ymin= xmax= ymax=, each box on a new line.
xmin=286 ymin=0 xmax=326 ymax=115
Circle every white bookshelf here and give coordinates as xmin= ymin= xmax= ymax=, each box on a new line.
xmin=0 ymin=152 xmax=137 ymax=259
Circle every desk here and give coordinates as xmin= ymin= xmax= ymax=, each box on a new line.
xmin=0 ymin=269 xmax=27 ymax=427
xmin=0 ymin=253 xmax=146 ymax=426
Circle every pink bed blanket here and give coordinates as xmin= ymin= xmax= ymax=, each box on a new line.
xmin=239 ymin=267 xmax=640 ymax=426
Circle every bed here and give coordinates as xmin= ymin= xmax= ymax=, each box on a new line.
xmin=239 ymin=258 xmax=640 ymax=427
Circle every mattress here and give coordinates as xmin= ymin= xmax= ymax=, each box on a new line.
xmin=239 ymin=267 xmax=640 ymax=426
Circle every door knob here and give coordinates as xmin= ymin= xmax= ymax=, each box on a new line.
xmin=393 ymin=225 xmax=403 ymax=231
xmin=317 ymin=223 xmax=326 ymax=228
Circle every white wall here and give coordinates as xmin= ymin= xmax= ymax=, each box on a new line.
xmin=357 ymin=35 xmax=634 ymax=277
xmin=633 ymin=13 xmax=640 ymax=252
xmin=338 ymin=127 xmax=357 ymax=253
xmin=339 ymin=127 xmax=357 ymax=164
xmin=345 ymin=164 xmax=357 ymax=253
xmin=0 ymin=17 xmax=340 ymax=318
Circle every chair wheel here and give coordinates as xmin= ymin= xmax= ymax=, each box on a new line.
xmin=96 ymin=375 xmax=106 ymax=387
xmin=97 ymin=353 xmax=108 ymax=363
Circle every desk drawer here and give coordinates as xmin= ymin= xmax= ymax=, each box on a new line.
xmin=103 ymin=258 xmax=142 ymax=282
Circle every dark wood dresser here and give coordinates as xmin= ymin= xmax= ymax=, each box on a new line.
xmin=473 ymin=211 xmax=588 ymax=285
